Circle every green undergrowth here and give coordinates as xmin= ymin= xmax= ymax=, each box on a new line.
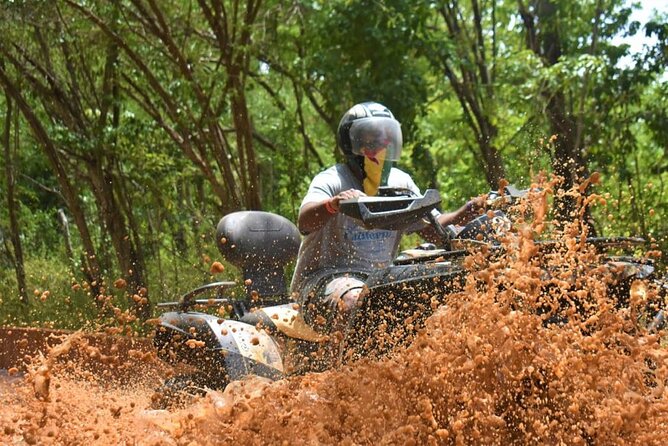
xmin=0 ymin=251 xmax=244 ymax=334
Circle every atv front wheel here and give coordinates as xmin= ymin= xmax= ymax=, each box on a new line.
xmin=150 ymin=373 xmax=219 ymax=410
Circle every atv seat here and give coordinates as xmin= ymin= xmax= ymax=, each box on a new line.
xmin=216 ymin=211 xmax=301 ymax=306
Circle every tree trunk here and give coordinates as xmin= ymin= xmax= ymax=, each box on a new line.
xmin=231 ymin=83 xmax=262 ymax=210
xmin=87 ymin=158 xmax=150 ymax=319
xmin=478 ymin=127 xmax=506 ymax=189
xmin=2 ymin=91 xmax=28 ymax=304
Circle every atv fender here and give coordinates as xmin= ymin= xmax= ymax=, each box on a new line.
xmin=242 ymin=303 xmax=328 ymax=343
xmin=154 ymin=311 xmax=284 ymax=380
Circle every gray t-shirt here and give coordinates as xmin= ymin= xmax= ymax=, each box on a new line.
xmin=290 ymin=163 xmax=420 ymax=293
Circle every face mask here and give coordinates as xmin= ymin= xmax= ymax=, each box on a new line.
xmin=362 ymin=148 xmax=393 ymax=196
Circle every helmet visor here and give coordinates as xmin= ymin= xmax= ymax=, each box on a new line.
xmin=349 ymin=117 xmax=402 ymax=162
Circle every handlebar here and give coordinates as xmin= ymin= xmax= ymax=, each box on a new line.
xmin=338 ymin=189 xmax=442 ymax=231
xmin=336 ymin=185 xmax=535 ymax=249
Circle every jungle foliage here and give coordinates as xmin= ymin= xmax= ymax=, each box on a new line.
xmin=0 ymin=0 xmax=666 ymax=327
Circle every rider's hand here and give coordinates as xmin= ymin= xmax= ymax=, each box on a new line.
xmin=462 ymin=195 xmax=488 ymax=218
xmin=299 ymin=189 xmax=366 ymax=234
xmin=485 ymin=191 xmax=515 ymax=210
xmin=469 ymin=195 xmax=487 ymax=213
xmin=329 ymin=189 xmax=366 ymax=212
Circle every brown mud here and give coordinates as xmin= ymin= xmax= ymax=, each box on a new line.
xmin=1 ymin=179 xmax=668 ymax=445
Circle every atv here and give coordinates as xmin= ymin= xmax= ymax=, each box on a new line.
xmin=151 ymin=186 xmax=666 ymax=408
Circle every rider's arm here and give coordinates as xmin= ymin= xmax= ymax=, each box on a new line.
xmin=418 ymin=196 xmax=486 ymax=243
xmin=437 ymin=196 xmax=486 ymax=226
xmin=298 ymin=189 xmax=366 ymax=235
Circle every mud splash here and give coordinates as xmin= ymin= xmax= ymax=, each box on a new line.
xmin=0 ymin=327 xmax=168 ymax=444
xmin=1 ymin=178 xmax=667 ymax=445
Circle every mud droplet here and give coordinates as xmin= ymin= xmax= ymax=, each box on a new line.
xmin=33 ymin=366 xmax=50 ymax=401
xmin=113 ymin=278 xmax=127 ymax=289
xmin=185 ymin=339 xmax=205 ymax=349
xmin=210 ymin=261 xmax=225 ymax=274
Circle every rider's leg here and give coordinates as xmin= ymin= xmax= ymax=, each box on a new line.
xmin=300 ymin=274 xmax=367 ymax=333
xmin=316 ymin=276 xmax=367 ymax=363
xmin=322 ymin=276 xmax=366 ymax=318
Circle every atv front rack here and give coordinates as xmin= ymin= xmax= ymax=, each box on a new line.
xmin=156 ymin=281 xmax=237 ymax=312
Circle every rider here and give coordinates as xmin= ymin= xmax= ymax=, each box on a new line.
xmin=291 ymin=101 xmax=484 ymax=334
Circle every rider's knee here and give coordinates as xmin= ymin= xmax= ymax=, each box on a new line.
xmin=322 ymin=276 xmax=366 ymax=314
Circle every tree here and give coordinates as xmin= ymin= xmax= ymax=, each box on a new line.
xmin=257 ymin=1 xmax=435 ymax=185
xmin=2 ymin=90 xmax=28 ymax=304
xmin=67 ymin=0 xmax=265 ymax=212
xmin=0 ymin=1 xmax=150 ymax=316
xmin=516 ymin=0 xmax=647 ymax=229
xmin=420 ymin=0 xmax=507 ymax=189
